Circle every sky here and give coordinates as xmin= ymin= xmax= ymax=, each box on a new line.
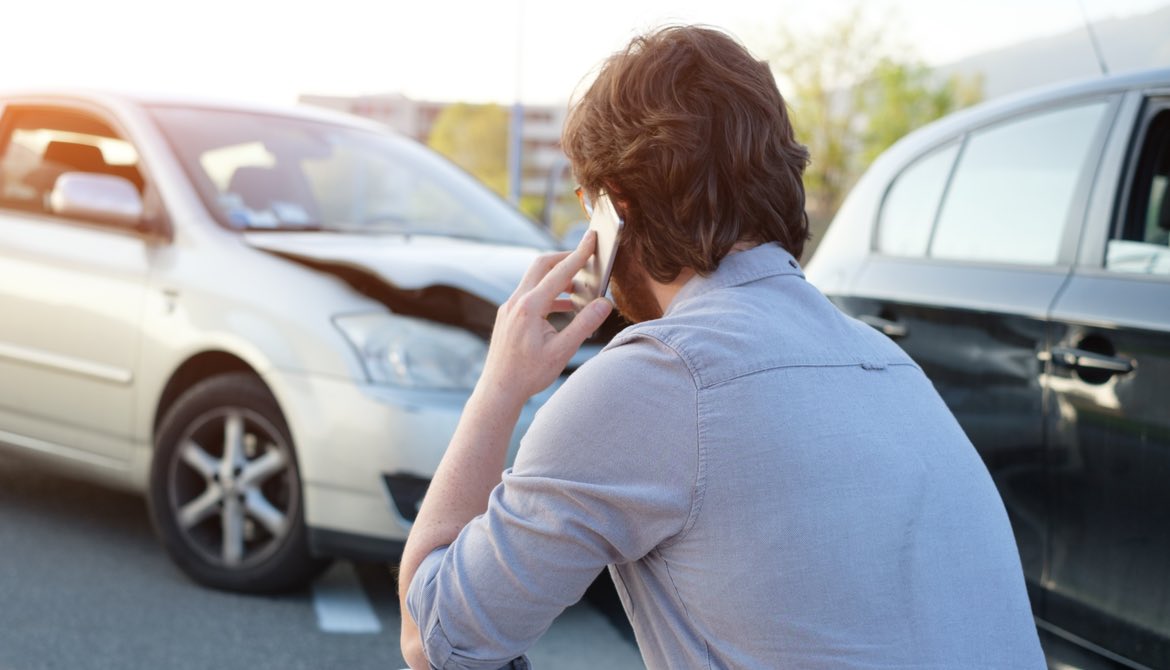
xmin=1 ymin=0 xmax=1167 ymax=107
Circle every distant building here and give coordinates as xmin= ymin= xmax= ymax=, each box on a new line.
xmin=298 ymin=93 xmax=566 ymax=200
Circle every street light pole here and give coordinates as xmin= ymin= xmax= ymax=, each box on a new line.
xmin=508 ymin=0 xmax=525 ymax=205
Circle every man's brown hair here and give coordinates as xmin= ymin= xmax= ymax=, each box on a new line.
xmin=563 ymin=26 xmax=810 ymax=282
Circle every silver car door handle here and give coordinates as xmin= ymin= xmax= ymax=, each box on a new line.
xmin=1048 ymin=347 xmax=1135 ymax=375
xmin=859 ymin=314 xmax=908 ymax=339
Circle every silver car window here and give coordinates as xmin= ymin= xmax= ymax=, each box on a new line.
xmin=0 ymin=108 xmax=144 ymax=223
xmin=149 ymin=106 xmax=553 ymax=249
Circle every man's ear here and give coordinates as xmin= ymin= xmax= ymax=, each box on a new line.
xmin=602 ymin=182 xmax=631 ymax=222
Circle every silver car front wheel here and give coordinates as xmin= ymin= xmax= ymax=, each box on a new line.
xmin=149 ymin=372 xmax=327 ymax=592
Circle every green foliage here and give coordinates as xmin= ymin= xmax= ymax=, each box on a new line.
xmin=764 ymin=7 xmax=982 ymax=256
xmin=767 ymin=7 xmax=882 ymax=230
xmin=857 ymin=60 xmax=984 ymax=166
xmin=427 ymin=103 xmax=510 ymax=197
xmin=518 ymin=194 xmax=545 ymax=222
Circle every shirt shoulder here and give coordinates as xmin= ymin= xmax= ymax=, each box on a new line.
xmin=516 ymin=334 xmax=699 ymax=483
xmin=614 ymin=276 xmax=918 ymax=389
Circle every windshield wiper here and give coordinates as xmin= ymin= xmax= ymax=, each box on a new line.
xmin=242 ymin=223 xmax=331 ymax=232
xmin=345 ymin=214 xmax=412 ymax=228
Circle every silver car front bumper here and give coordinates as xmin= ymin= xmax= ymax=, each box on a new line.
xmin=268 ymin=368 xmax=561 ymax=560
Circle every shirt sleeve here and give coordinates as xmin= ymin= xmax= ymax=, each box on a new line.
xmin=406 ymin=334 xmax=700 ymax=670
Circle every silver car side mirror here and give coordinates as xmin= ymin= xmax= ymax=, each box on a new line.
xmin=49 ymin=172 xmax=144 ymax=227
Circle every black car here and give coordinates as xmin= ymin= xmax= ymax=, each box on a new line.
xmin=807 ymin=68 xmax=1170 ymax=669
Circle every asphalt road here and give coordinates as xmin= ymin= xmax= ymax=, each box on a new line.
xmin=0 ymin=455 xmax=644 ymax=670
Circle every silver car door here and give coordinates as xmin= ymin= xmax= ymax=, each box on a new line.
xmin=0 ymin=104 xmax=153 ymax=470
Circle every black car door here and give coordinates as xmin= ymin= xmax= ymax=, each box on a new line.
xmin=1044 ymin=94 xmax=1170 ymax=668
xmin=837 ymin=97 xmax=1117 ymax=613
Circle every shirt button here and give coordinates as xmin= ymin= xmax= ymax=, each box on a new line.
xmin=788 ymin=259 xmax=798 ymax=268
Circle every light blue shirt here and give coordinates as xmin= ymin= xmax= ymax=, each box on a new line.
xmin=408 ymin=243 xmax=1045 ymax=669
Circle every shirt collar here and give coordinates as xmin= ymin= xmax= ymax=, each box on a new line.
xmin=665 ymin=243 xmax=805 ymax=315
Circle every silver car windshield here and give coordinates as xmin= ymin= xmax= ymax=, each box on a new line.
xmin=148 ymin=105 xmax=553 ymax=248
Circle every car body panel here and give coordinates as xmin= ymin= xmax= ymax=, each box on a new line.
xmin=807 ymin=68 xmax=1170 ymax=668
xmin=1045 ymin=273 xmax=1170 ymax=668
xmin=278 ymin=369 xmax=562 ymax=541
xmin=243 ymin=231 xmax=538 ymax=307
xmin=1041 ymin=92 xmax=1170 ymax=668
xmin=0 ymin=213 xmax=148 ymax=463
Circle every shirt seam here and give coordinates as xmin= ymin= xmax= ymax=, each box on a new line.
xmin=666 ymin=243 xmax=804 ymax=307
xmin=671 ymin=264 xmax=804 ymax=307
xmin=426 ymin=616 xmax=455 ymax=669
xmin=665 ymin=365 xmax=706 ymax=548
xmin=659 ymin=552 xmax=713 ymax=669
xmin=706 ymin=360 xmax=922 ymax=389
xmin=613 ymin=331 xmax=706 ymax=549
xmin=612 ymin=328 xmax=707 ymax=389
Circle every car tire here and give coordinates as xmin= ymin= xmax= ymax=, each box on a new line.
xmin=148 ymin=372 xmax=328 ymax=593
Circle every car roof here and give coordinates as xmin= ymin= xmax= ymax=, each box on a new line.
xmin=0 ymin=88 xmax=387 ymax=132
xmin=884 ymin=67 xmax=1170 ymax=162
xmin=912 ymin=67 xmax=1170 ymax=139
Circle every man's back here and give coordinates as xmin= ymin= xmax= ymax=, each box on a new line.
xmin=591 ymin=243 xmax=1043 ymax=667
xmin=407 ymin=243 xmax=1044 ymax=669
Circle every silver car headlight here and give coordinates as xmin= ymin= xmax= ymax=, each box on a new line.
xmin=334 ymin=313 xmax=487 ymax=390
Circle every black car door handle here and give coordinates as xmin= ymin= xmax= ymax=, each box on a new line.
xmin=859 ymin=315 xmax=908 ymax=339
xmin=1048 ymin=347 xmax=1135 ymax=375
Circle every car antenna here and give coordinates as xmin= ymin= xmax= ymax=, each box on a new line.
xmin=1076 ymin=0 xmax=1110 ymax=75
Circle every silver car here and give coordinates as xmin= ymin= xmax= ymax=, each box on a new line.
xmin=0 ymin=91 xmax=597 ymax=592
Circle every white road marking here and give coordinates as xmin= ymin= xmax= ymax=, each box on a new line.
xmin=311 ymin=562 xmax=383 ymax=634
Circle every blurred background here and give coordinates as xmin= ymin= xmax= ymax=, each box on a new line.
xmin=2 ymin=2 xmax=1170 ymax=669
xmin=3 ymin=0 xmax=1168 ymax=255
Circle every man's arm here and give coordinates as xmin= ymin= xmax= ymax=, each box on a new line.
xmin=397 ymin=233 xmax=612 ymax=669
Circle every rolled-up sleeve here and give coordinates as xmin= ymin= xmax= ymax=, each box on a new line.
xmin=405 ymin=335 xmax=699 ymax=669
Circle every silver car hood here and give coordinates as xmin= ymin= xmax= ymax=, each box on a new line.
xmin=244 ymin=231 xmax=544 ymax=305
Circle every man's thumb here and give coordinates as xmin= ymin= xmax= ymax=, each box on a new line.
xmin=561 ymin=298 xmax=613 ymax=345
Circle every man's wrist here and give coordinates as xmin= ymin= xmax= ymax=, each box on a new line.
xmin=471 ymin=372 xmax=530 ymax=417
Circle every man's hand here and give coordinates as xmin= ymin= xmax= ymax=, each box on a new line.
xmin=397 ymin=230 xmax=611 ymax=668
xmin=478 ymin=230 xmax=614 ymax=408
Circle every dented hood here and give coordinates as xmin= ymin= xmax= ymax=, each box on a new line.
xmin=244 ymin=231 xmax=545 ymax=305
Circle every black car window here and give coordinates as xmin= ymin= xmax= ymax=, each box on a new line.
xmin=0 ymin=107 xmax=145 ymax=224
xmin=929 ymin=101 xmax=1108 ymax=266
xmin=876 ymin=141 xmax=959 ymax=257
xmin=1107 ymin=107 xmax=1170 ymax=276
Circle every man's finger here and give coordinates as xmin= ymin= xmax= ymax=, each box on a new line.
xmin=516 ymin=251 xmax=571 ymax=295
xmin=533 ymin=231 xmax=596 ymax=302
xmin=549 ymin=298 xmax=575 ymax=313
xmin=554 ymin=298 xmax=612 ymax=353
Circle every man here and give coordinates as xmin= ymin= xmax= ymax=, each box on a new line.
xmin=398 ymin=26 xmax=1044 ymax=669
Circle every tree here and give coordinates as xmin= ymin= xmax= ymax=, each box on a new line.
xmin=764 ymin=8 xmax=982 ymax=257
xmin=857 ymin=60 xmax=984 ymax=167
xmin=767 ymin=7 xmax=884 ymax=232
xmin=427 ymin=103 xmax=510 ymax=198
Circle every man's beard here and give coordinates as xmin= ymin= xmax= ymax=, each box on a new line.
xmin=609 ymin=248 xmax=663 ymax=323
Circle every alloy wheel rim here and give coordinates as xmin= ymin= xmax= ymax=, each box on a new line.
xmin=167 ymin=407 xmax=297 ymax=570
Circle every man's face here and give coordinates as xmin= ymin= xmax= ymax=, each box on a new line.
xmin=609 ymin=244 xmax=663 ymax=323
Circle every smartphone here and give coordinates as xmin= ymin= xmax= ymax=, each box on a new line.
xmin=570 ymin=190 xmax=624 ymax=313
